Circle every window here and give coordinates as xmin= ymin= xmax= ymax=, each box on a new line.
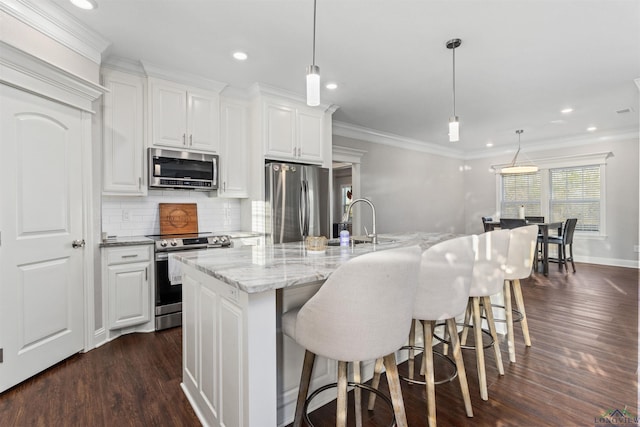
xmin=500 ymin=172 xmax=542 ymax=218
xmin=495 ymin=152 xmax=610 ymax=236
xmin=550 ymin=165 xmax=601 ymax=232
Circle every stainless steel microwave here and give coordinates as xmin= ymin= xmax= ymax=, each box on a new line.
xmin=148 ymin=148 xmax=218 ymax=191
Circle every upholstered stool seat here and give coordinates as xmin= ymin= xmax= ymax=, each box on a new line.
xmin=282 ymin=245 xmax=422 ymax=427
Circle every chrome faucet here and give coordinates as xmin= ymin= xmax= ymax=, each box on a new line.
xmin=345 ymin=198 xmax=377 ymax=244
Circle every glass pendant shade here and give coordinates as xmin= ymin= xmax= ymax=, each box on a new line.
xmin=448 ymin=116 xmax=459 ymax=142
xmin=306 ymin=65 xmax=320 ymax=107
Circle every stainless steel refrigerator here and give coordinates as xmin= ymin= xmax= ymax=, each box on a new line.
xmin=265 ymin=162 xmax=330 ymax=243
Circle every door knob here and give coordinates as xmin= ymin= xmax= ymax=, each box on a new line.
xmin=72 ymin=239 xmax=85 ymax=248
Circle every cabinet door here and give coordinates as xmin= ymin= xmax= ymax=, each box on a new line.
xmin=188 ymin=90 xmax=220 ymax=153
xmin=219 ymin=100 xmax=248 ymax=198
xmin=102 ymin=70 xmax=146 ymax=195
xmin=108 ymin=261 xmax=150 ymax=330
xmin=151 ymin=81 xmax=187 ymax=148
xmin=297 ymin=109 xmax=323 ymax=163
xmin=264 ymin=102 xmax=296 ymax=159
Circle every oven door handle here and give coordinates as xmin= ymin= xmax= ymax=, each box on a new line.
xmin=156 ymin=252 xmax=169 ymax=261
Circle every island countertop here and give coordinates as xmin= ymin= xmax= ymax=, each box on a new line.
xmin=171 ymin=232 xmax=459 ymax=293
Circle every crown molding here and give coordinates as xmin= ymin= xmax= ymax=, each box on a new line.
xmin=0 ymin=40 xmax=107 ymax=112
xmin=101 ymin=56 xmax=146 ymax=77
xmin=332 ymin=121 xmax=466 ymax=159
xmin=465 ymin=127 xmax=639 ymax=160
xmin=141 ymin=60 xmax=227 ymax=93
xmin=0 ymin=0 xmax=110 ymax=64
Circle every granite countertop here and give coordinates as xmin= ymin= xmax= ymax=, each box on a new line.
xmin=172 ymin=232 xmax=459 ymax=294
xmin=99 ymin=236 xmax=154 ymax=248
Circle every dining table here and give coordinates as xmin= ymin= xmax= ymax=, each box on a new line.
xmin=485 ymin=220 xmax=563 ymax=276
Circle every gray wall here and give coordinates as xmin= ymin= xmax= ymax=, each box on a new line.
xmin=333 ymin=135 xmax=466 ymax=235
xmin=333 ymin=134 xmax=638 ymax=267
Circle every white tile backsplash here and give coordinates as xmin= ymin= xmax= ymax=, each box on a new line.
xmin=102 ymin=190 xmax=241 ymax=237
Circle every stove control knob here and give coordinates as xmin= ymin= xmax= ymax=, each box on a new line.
xmin=220 ymin=236 xmax=228 ymax=243
xmin=211 ymin=237 xmax=219 ymax=244
xmin=160 ymin=240 xmax=168 ymax=247
xmin=170 ymin=239 xmax=178 ymax=247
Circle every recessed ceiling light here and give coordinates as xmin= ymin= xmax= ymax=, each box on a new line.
xmin=232 ymin=51 xmax=248 ymax=61
xmin=325 ymin=82 xmax=338 ymax=90
xmin=486 ymin=142 xmax=493 ymax=147
xmin=587 ymin=126 xmax=597 ymax=132
xmin=70 ymin=0 xmax=97 ymax=10
xmin=561 ymin=108 xmax=573 ymax=114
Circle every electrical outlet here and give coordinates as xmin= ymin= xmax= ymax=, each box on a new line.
xmin=122 ymin=210 xmax=130 ymax=222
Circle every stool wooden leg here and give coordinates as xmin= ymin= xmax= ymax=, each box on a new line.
xmin=383 ymin=353 xmax=408 ymax=427
xmin=337 ymin=361 xmax=348 ymax=427
xmin=293 ymin=350 xmax=315 ymax=427
xmin=354 ymin=361 xmax=362 ymax=427
xmin=482 ymin=296 xmax=504 ymax=375
xmin=422 ymin=320 xmax=436 ymax=427
xmin=447 ymin=318 xmax=473 ymax=417
xmin=504 ymin=280 xmax=516 ymax=363
xmin=460 ymin=299 xmax=472 ymax=347
xmin=367 ymin=357 xmax=384 ymax=410
xmin=472 ymin=297 xmax=488 ymax=401
xmin=512 ymin=279 xmax=531 ymax=347
xmin=408 ymin=319 xmax=417 ymax=381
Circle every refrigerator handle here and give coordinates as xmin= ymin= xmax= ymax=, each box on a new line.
xmin=300 ymin=180 xmax=311 ymax=236
xmin=299 ymin=182 xmax=306 ymax=237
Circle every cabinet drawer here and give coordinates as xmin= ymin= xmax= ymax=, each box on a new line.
xmin=107 ymin=246 xmax=151 ymax=264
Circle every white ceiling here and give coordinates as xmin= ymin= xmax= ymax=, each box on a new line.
xmin=50 ymin=0 xmax=640 ymax=156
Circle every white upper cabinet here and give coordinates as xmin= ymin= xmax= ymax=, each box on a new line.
xmin=219 ymin=98 xmax=249 ymax=198
xmin=263 ymin=98 xmax=324 ymax=164
xmin=102 ymin=69 xmax=146 ymax=195
xmin=149 ymin=77 xmax=220 ymax=153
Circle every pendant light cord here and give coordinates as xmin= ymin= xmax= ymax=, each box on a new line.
xmin=452 ymin=45 xmax=456 ymax=116
xmin=312 ymin=0 xmax=317 ymax=66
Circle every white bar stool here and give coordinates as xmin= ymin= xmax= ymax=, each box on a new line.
xmin=370 ymin=235 xmax=477 ymax=427
xmin=282 ymin=246 xmax=422 ymax=427
xmin=503 ymin=224 xmax=539 ymax=363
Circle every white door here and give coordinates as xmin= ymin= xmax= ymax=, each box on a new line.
xmin=0 ymin=85 xmax=85 ymax=393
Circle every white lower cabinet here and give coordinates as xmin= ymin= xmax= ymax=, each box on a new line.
xmin=102 ymin=245 xmax=153 ymax=331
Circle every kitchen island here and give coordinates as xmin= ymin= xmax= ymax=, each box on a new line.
xmin=173 ymin=232 xmax=458 ymax=427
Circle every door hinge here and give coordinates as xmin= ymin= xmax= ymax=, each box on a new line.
xmin=0 ymin=348 xmax=3 ymax=363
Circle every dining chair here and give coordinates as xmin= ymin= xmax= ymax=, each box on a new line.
xmin=547 ymin=218 xmax=578 ymax=273
xmin=524 ymin=216 xmax=545 ymax=223
xmin=503 ymin=224 xmax=539 ymax=363
xmin=499 ymin=218 xmax=527 ymax=229
xmin=369 ymin=235 xmax=476 ymax=426
xmin=282 ymin=246 xmax=422 ymax=427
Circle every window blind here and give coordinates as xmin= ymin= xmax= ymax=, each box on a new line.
xmin=501 ymin=172 xmax=542 ymax=218
xmin=550 ymin=165 xmax=600 ymax=232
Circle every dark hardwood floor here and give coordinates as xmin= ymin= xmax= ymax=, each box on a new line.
xmin=1 ymin=263 xmax=637 ymax=426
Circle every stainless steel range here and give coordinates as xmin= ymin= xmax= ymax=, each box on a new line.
xmin=147 ymin=233 xmax=231 ymax=330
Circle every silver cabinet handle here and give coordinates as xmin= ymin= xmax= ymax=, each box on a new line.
xmin=183 ymin=133 xmax=186 ymax=145
xmin=145 ymin=267 xmax=148 ymax=281
xmin=72 ymin=239 xmax=85 ymax=248
xmin=122 ymin=254 xmax=139 ymax=258
xmin=138 ymin=177 xmax=142 ymax=189
xmin=189 ymin=134 xmax=193 ymax=146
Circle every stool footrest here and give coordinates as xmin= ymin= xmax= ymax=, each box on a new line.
xmin=303 ymin=381 xmax=395 ymax=427
xmin=399 ymin=346 xmax=458 ymax=385
xmin=433 ymin=322 xmax=495 ymax=350
xmin=481 ymin=303 xmax=524 ymax=323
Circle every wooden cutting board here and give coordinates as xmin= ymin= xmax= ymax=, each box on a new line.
xmin=159 ymin=203 xmax=198 ymax=235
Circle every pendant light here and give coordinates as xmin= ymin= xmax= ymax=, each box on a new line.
xmin=306 ymin=0 xmax=320 ymax=106
xmin=446 ymin=38 xmax=461 ymax=142
xmin=501 ymin=130 xmax=539 ymax=174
